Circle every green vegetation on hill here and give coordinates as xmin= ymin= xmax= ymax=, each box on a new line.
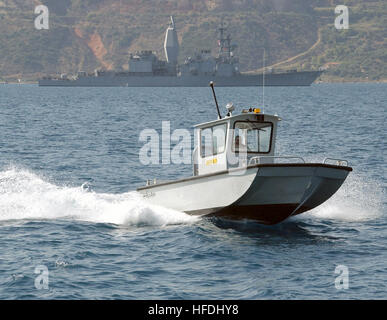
xmin=287 ymin=1 xmax=387 ymax=81
xmin=0 ymin=0 xmax=385 ymax=82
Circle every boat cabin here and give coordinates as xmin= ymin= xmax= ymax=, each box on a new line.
xmin=193 ymin=108 xmax=280 ymax=176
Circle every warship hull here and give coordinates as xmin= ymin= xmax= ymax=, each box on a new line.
xmin=38 ymin=70 xmax=322 ymax=87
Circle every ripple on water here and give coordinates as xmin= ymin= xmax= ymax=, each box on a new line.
xmin=0 ymin=84 xmax=386 ymax=299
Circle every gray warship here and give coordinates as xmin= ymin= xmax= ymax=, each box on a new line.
xmin=39 ymin=17 xmax=322 ymax=87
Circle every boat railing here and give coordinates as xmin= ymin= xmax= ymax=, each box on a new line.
xmin=192 ymin=146 xmax=199 ymax=176
xmin=248 ymin=156 xmax=306 ymax=166
xmin=323 ymin=158 xmax=349 ymax=166
xmin=146 ymin=178 xmax=158 ymax=186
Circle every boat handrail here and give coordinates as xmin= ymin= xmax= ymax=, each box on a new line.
xmin=323 ymin=158 xmax=348 ymax=166
xmin=248 ymin=156 xmax=306 ymax=165
xmin=192 ymin=146 xmax=199 ymax=176
xmin=146 ymin=178 xmax=158 ymax=186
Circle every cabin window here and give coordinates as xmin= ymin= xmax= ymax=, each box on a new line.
xmin=233 ymin=121 xmax=273 ymax=153
xmin=200 ymin=123 xmax=227 ymax=157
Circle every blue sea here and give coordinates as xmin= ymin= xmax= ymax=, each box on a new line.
xmin=0 ymin=83 xmax=385 ymax=299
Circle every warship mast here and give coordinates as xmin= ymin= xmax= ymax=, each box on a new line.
xmin=164 ymin=16 xmax=179 ymax=72
xmin=217 ymin=22 xmax=233 ymax=61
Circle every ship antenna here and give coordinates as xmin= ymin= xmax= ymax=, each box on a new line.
xmin=262 ymin=48 xmax=266 ymax=113
xmin=209 ymin=81 xmax=222 ymax=119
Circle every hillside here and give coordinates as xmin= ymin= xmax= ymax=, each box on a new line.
xmin=0 ymin=0 xmax=385 ymax=82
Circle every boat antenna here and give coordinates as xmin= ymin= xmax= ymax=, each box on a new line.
xmin=209 ymin=81 xmax=222 ymax=119
xmin=262 ymin=48 xmax=265 ymax=113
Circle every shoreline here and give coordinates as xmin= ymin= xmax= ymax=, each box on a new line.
xmin=1 ymin=81 xmax=386 ymax=85
xmin=1 ymin=77 xmax=386 ymax=86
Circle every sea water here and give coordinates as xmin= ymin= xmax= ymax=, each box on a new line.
xmin=0 ymin=83 xmax=385 ymax=299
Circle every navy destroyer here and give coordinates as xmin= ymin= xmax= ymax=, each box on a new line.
xmin=39 ymin=17 xmax=322 ymax=87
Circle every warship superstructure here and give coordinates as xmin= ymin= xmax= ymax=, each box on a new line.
xmin=39 ymin=17 xmax=322 ymax=87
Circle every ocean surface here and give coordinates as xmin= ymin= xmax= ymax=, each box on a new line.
xmin=0 ymin=83 xmax=385 ymax=299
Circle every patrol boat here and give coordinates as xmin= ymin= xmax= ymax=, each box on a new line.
xmin=137 ymin=83 xmax=352 ymax=225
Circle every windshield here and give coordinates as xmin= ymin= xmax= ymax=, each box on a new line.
xmin=233 ymin=121 xmax=273 ymax=153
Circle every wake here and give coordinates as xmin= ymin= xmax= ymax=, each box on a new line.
xmin=0 ymin=167 xmax=198 ymax=226
xmin=306 ymin=173 xmax=384 ymax=222
xmin=1 ymin=166 xmax=383 ymax=227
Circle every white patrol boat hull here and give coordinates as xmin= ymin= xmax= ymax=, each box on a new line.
xmin=137 ymin=163 xmax=352 ymax=225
